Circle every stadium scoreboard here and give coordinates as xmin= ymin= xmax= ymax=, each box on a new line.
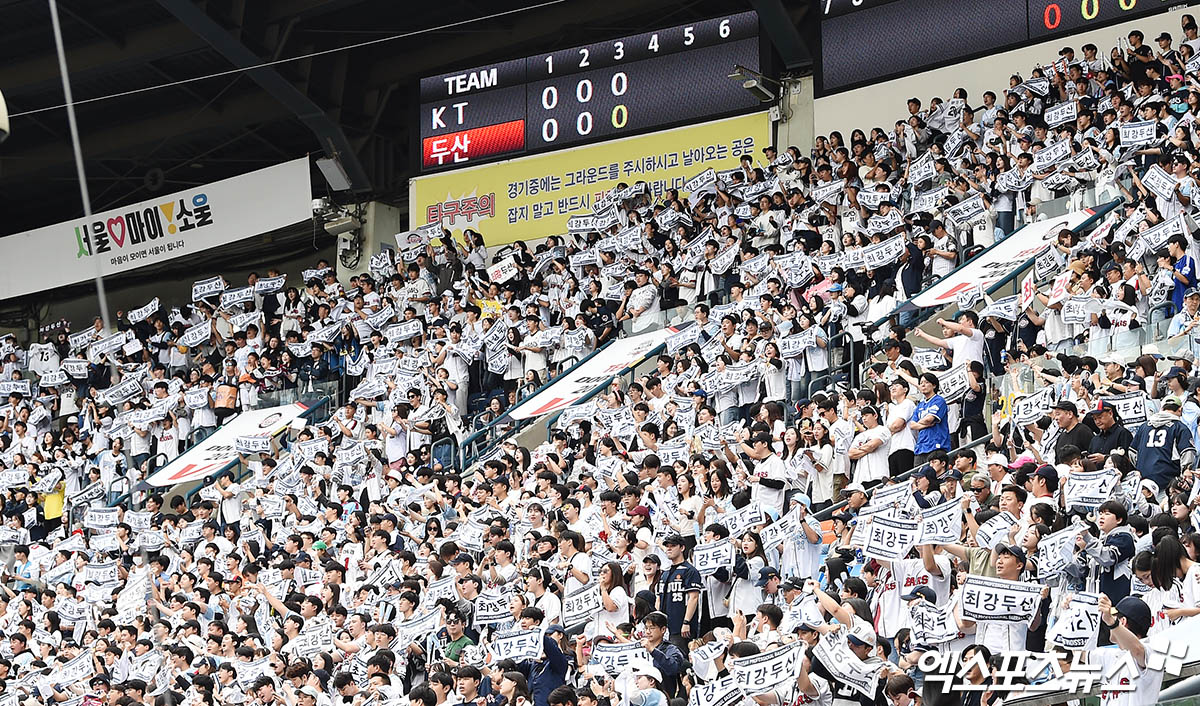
xmin=418 ymin=11 xmax=762 ymax=172
xmin=818 ymin=0 xmax=1191 ymax=94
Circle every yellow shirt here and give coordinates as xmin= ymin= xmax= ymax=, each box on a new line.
xmin=41 ymin=481 xmax=65 ymax=520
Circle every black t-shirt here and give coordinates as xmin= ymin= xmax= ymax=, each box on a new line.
xmin=1055 ymin=421 xmax=1095 ymax=458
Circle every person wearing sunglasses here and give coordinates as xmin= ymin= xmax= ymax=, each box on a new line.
xmin=435 ymin=609 xmax=475 ymax=670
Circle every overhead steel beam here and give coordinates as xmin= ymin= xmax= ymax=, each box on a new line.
xmin=58 ymin=1 xmax=126 ymax=48
xmin=0 ymin=23 xmax=204 ymax=100
xmin=264 ymin=0 xmax=372 ymax=24
xmin=156 ymin=0 xmax=371 ymax=192
xmin=0 ymin=92 xmax=290 ymax=181
xmin=365 ymin=0 xmax=663 ymax=89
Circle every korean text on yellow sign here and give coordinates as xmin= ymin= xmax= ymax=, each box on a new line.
xmin=409 ymin=112 xmax=772 ymax=246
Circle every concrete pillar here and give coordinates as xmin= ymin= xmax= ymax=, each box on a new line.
xmin=774 ymin=76 xmax=814 ymax=154
xmin=338 ymin=201 xmax=403 ymax=283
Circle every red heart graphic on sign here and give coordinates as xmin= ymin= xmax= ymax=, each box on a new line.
xmin=107 ymin=217 xmax=126 ymax=247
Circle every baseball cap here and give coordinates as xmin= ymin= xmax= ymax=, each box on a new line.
xmin=629 ymin=505 xmax=651 ymax=517
xmin=1052 ymin=399 xmax=1079 ymax=414
xmin=996 ymin=544 xmax=1028 ymax=564
xmin=833 ymin=511 xmax=855 ymax=524
xmin=1164 ymin=396 xmax=1184 ymax=411
xmin=661 ymin=533 xmax=686 ymax=547
xmin=1032 ymin=465 xmax=1059 ymax=484
xmin=298 ymin=686 xmax=322 ymax=699
xmin=841 ymin=482 xmax=866 ymax=496
xmin=631 ymin=661 xmax=663 ymax=683
xmin=1090 ymin=399 xmax=1118 ymax=416
xmin=755 ymin=566 xmax=781 ymax=587
xmin=451 ymin=553 xmax=473 ymax=565
xmin=846 ymin=617 xmax=878 ymax=647
xmin=901 ymin=586 xmax=936 ymax=603
xmin=1158 ymin=32 xmax=1173 ymax=42
xmin=986 ymin=454 xmax=1008 ymax=467
xmin=782 ymin=577 xmax=806 ymax=591
xmin=829 ymin=283 xmax=844 ymax=292
xmin=1009 ymin=452 xmax=1037 ymax=469
xmin=1114 ymin=596 xmax=1152 ymax=634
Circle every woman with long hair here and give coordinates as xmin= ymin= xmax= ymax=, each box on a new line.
xmin=665 ymin=473 xmax=703 ymax=550
xmin=697 ymin=467 xmax=734 ymax=529
xmin=728 ymin=531 xmax=768 ymax=618
xmin=806 ymin=421 xmax=836 ymax=510
xmin=591 ymin=561 xmax=631 ymax=637
xmin=1151 ymin=534 xmax=1200 ymax=621
xmin=496 ymin=672 xmax=532 ymax=706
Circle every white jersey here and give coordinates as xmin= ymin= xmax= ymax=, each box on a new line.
xmin=875 ymin=555 xmax=952 ymax=639
xmin=27 ymin=343 xmax=60 ymax=377
xmin=777 ymin=673 xmax=833 ymax=706
xmin=1093 ymin=646 xmax=1163 ymax=706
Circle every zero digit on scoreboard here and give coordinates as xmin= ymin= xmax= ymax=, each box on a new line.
xmin=612 ymin=105 xmax=628 ymax=129
xmin=1044 ymin=2 xmax=1061 ymax=29
xmin=418 ymin=10 xmax=761 ymax=171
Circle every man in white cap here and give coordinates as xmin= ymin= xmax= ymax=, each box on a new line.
xmin=984 ymin=454 xmax=1012 ymax=496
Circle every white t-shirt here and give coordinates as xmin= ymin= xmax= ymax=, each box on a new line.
xmin=155 ymin=424 xmax=180 ymax=462
xmin=532 ymin=591 xmax=562 ymax=625
xmin=783 ymin=672 xmax=833 ymax=706
xmin=564 ymin=551 xmax=593 ymax=595
xmin=887 ymin=398 xmax=916 ymax=454
xmin=850 ymin=425 xmax=892 ymax=485
xmin=751 ymin=454 xmax=787 ymax=514
xmin=948 ymin=329 xmax=986 ymax=368
xmin=220 ymin=483 xmax=243 ymax=524
xmin=589 ymin=585 xmax=630 ymax=637
xmin=27 ymin=343 xmax=59 ymax=377
xmin=1093 ymin=646 xmax=1163 ymax=706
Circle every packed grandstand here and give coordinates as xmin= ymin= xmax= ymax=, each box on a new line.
xmin=11 ymin=7 xmax=1200 ymax=706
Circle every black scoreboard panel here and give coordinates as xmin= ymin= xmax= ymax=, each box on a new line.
xmin=817 ymin=0 xmax=1187 ymax=95
xmin=418 ymin=12 xmax=762 ymax=172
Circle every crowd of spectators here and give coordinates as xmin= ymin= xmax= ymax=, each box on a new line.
xmin=11 ymin=13 xmax=1200 ymax=706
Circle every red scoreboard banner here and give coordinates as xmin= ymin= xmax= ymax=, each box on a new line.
xmin=421 ymin=119 xmax=526 ymax=170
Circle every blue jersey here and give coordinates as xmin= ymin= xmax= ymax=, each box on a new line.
xmin=1132 ymin=418 xmax=1194 ymax=488
xmin=656 ymin=561 xmax=703 ymax=634
xmin=914 ymin=394 xmax=951 ymax=454
xmin=1176 ymin=255 xmax=1198 ymax=311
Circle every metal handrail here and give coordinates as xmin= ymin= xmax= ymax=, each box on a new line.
xmin=542 ymin=342 xmax=668 ymax=430
xmin=859 ymin=198 xmax=1124 ymax=337
xmin=813 ymin=433 xmax=993 ymax=522
xmin=456 ymin=342 xmax=611 ymax=465
xmin=803 ymin=329 xmax=852 ymax=399
xmin=177 ymin=394 xmax=334 ymax=506
xmin=854 ymin=198 xmax=1125 ymax=383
